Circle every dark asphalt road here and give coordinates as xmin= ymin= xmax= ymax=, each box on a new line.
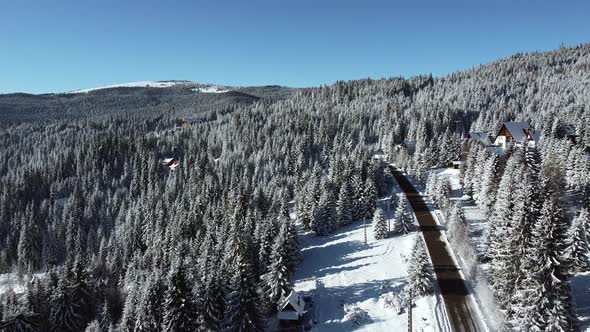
xmin=391 ymin=167 xmax=484 ymax=332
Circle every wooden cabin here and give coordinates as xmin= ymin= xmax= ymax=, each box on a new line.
xmin=277 ymin=290 xmax=305 ymax=323
xmin=493 ymin=122 xmax=539 ymax=152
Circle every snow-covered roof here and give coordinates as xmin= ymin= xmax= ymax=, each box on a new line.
xmin=502 ymin=122 xmax=530 ymax=142
xmin=169 ymin=160 xmax=180 ymax=170
xmin=278 ymin=290 xmax=304 ymax=317
xmin=497 ymin=122 xmax=539 ymax=143
xmin=469 ymin=132 xmax=490 ymax=144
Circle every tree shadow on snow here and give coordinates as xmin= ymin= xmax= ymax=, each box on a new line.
xmin=571 ymin=272 xmax=590 ymax=329
xmin=295 ymin=239 xmax=376 ymax=280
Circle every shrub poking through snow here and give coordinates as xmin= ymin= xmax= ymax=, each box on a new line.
xmin=373 ymin=208 xmax=388 ymax=239
xmin=342 ymin=304 xmax=371 ymax=326
xmin=408 ymin=237 xmax=434 ymax=297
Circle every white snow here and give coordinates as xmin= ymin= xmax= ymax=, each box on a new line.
xmin=66 ymin=81 xmax=191 ymax=94
xmin=292 ymin=189 xmax=450 ymax=331
xmin=191 ymin=86 xmax=229 ymax=93
xmin=65 ymin=80 xmax=231 ymax=94
xmin=0 ymin=272 xmax=46 ymax=296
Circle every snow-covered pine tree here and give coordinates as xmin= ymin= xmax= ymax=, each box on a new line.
xmin=134 ymin=271 xmax=165 ymax=332
xmin=84 ymin=319 xmax=101 ymax=332
xmin=373 ymin=208 xmax=388 ymax=240
xmin=407 ymin=237 xmax=434 ymax=297
xmin=200 ymin=269 xmax=224 ymax=332
xmin=351 ymin=173 xmax=365 ymax=221
xmin=511 ymin=194 xmax=577 ymax=331
xmin=425 ymin=172 xmax=437 ymax=196
xmin=49 ymin=278 xmax=82 ymax=332
xmin=565 ymin=208 xmax=590 ymax=273
xmin=118 ymin=280 xmax=139 ymax=332
xmin=67 ymin=255 xmax=94 ymax=327
xmin=161 ymin=263 xmax=199 ymax=332
xmin=97 ymin=300 xmax=112 ymax=332
xmin=336 ymin=180 xmax=354 ymax=227
xmin=222 ymin=236 xmax=265 ymax=331
xmin=0 ymin=311 xmax=41 ymax=332
xmin=394 ymin=197 xmax=414 ymax=235
xmin=433 ymin=177 xmax=451 ymax=212
xmin=477 ymin=154 xmax=498 ymax=216
xmin=282 ymin=217 xmax=301 ymax=272
xmin=487 ymin=154 xmax=525 ymax=310
xmin=446 ymin=203 xmax=466 ymax=245
xmin=485 ymin=151 xmax=521 ymax=257
xmin=260 ymin=219 xmax=293 ymax=311
xmin=312 ymin=190 xmax=336 ymax=236
xmin=362 ymin=178 xmax=378 ymax=220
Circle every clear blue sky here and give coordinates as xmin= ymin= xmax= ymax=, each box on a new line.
xmin=2 ymin=0 xmax=589 ymax=94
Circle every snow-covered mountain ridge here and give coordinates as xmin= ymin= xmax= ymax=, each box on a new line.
xmin=66 ymin=80 xmax=231 ymax=94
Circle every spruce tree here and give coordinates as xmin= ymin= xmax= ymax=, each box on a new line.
xmin=201 ymin=270 xmax=224 ymax=332
xmin=222 ymin=236 xmax=265 ymax=331
xmin=373 ymin=208 xmax=388 ymax=240
xmin=49 ymin=278 xmax=82 ymax=332
xmin=260 ymin=220 xmax=293 ymax=310
xmin=394 ymin=198 xmax=414 ymax=235
xmin=161 ymin=263 xmax=199 ymax=332
xmin=362 ymin=178 xmax=377 ymax=220
xmin=134 ymin=272 xmax=165 ymax=332
xmin=336 ymin=181 xmax=353 ymax=227
xmin=565 ymin=209 xmax=590 ymax=273
xmin=511 ymin=195 xmax=577 ymax=331
xmin=407 ymin=237 xmax=434 ymax=297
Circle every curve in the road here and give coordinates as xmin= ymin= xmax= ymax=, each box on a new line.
xmin=391 ymin=166 xmax=485 ymax=332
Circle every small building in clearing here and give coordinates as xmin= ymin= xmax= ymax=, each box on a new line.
xmin=493 ymin=122 xmax=539 ymax=151
xmin=277 ymin=290 xmax=305 ymax=322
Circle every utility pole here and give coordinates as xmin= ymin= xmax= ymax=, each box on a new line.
xmin=408 ymin=287 xmax=413 ymax=332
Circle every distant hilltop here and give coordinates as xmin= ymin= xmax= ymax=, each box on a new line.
xmin=65 ymin=80 xmax=231 ymax=94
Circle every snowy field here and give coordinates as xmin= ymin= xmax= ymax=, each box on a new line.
xmin=292 ymin=195 xmax=450 ymax=331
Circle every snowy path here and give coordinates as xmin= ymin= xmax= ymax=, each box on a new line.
xmin=293 ymin=198 xmax=442 ymax=331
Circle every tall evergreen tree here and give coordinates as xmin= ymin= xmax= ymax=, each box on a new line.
xmin=394 ymin=198 xmax=414 ymax=235
xmin=407 ymin=237 xmax=434 ymax=297
xmin=161 ymin=263 xmax=199 ymax=332
xmin=373 ymin=208 xmax=388 ymax=240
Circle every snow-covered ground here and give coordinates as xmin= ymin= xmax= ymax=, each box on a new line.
xmin=67 ymin=80 xmax=190 ymax=93
xmin=65 ymin=80 xmax=230 ymax=94
xmin=191 ymin=85 xmax=229 ymax=93
xmin=0 ymin=272 xmax=45 ymax=296
xmin=292 ymin=193 xmax=450 ymax=331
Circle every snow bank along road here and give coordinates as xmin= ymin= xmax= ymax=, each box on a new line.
xmin=390 ymin=166 xmax=485 ymax=332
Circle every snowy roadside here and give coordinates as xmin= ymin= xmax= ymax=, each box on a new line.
xmin=291 ymin=184 xmax=448 ymax=331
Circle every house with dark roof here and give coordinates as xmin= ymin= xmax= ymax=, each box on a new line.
xmin=493 ymin=122 xmax=540 ymax=151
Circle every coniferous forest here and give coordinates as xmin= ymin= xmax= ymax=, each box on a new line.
xmin=0 ymin=43 xmax=589 ymax=331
